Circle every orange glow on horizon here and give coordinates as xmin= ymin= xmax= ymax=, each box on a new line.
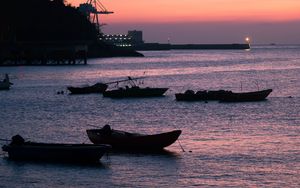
xmin=68 ymin=0 xmax=300 ymax=23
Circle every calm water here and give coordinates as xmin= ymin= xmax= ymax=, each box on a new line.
xmin=0 ymin=46 xmax=300 ymax=187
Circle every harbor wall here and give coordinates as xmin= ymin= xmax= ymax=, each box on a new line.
xmin=133 ymin=43 xmax=250 ymax=51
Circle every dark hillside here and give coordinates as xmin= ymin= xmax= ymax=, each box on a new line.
xmin=0 ymin=0 xmax=98 ymax=42
xmin=0 ymin=0 xmax=142 ymax=64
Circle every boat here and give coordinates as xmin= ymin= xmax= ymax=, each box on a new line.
xmin=175 ymin=90 xmax=231 ymax=101
xmin=2 ymin=135 xmax=111 ymax=163
xmin=103 ymin=76 xmax=168 ymax=98
xmin=67 ymin=83 xmax=108 ymax=94
xmin=86 ymin=125 xmax=182 ymax=150
xmin=219 ymin=89 xmax=273 ymax=102
xmin=0 ymin=74 xmax=13 ymax=90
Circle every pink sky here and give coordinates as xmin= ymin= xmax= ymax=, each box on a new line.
xmin=68 ymin=0 xmax=300 ymax=44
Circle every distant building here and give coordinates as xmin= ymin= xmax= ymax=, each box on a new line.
xmin=128 ymin=30 xmax=143 ymax=45
xmin=101 ymin=30 xmax=144 ymax=47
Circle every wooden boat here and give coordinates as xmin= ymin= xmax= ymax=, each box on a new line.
xmin=0 ymin=74 xmax=13 ymax=90
xmin=67 ymin=83 xmax=108 ymax=94
xmin=2 ymin=135 xmax=111 ymax=163
xmin=103 ymin=76 xmax=168 ymax=98
xmin=175 ymin=90 xmax=230 ymax=101
xmin=219 ymin=89 xmax=273 ymax=102
xmin=86 ymin=125 xmax=182 ymax=150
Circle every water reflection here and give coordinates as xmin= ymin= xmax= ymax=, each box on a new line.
xmin=1 ymin=48 xmax=300 ymax=187
xmin=2 ymin=156 xmax=108 ymax=169
xmin=109 ymin=149 xmax=181 ymax=158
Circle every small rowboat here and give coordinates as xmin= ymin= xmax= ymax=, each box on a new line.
xmin=2 ymin=135 xmax=111 ymax=163
xmin=86 ymin=125 xmax=182 ymax=151
xmin=67 ymin=83 xmax=108 ymax=94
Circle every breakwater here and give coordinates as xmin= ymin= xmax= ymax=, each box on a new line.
xmin=133 ymin=43 xmax=250 ymax=51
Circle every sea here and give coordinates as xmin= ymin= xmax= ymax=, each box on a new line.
xmin=0 ymin=45 xmax=299 ymax=187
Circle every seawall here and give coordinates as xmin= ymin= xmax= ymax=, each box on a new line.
xmin=133 ymin=43 xmax=250 ymax=51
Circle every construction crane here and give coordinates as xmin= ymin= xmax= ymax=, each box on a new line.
xmin=79 ymin=0 xmax=113 ymax=33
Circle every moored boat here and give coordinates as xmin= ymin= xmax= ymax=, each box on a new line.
xmin=103 ymin=76 xmax=168 ymax=98
xmin=86 ymin=125 xmax=182 ymax=150
xmin=67 ymin=82 xmax=108 ymax=94
xmin=0 ymin=74 xmax=13 ymax=90
xmin=219 ymin=89 xmax=273 ymax=102
xmin=2 ymin=135 xmax=111 ymax=163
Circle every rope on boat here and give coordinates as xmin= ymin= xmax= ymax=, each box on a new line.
xmin=0 ymin=136 xmax=30 ymax=142
xmin=0 ymin=138 xmax=11 ymax=142
xmin=106 ymin=151 xmax=111 ymax=162
xmin=177 ymin=139 xmax=185 ymax=152
xmin=169 ymin=124 xmax=190 ymax=153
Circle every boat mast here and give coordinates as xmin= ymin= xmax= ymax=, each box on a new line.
xmin=104 ymin=76 xmax=147 ymax=85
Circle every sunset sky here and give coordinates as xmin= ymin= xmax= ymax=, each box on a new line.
xmin=68 ymin=0 xmax=300 ymax=44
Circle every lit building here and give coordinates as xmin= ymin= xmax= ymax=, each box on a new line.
xmin=101 ymin=30 xmax=144 ymax=47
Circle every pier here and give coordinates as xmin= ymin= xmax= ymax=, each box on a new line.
xmin=0 ymin=42 xmax=88 ymax=66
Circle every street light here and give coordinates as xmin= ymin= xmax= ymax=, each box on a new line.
xmin=245 ymin=37 xmax=250 ymax=44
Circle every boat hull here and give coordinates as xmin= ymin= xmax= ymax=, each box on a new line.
xmin=2 ymin=143 xmax=111 ymax=163
xmin=220 ymin=89 xmax=273 ymax=102
xmin=86 ymin=129 xmax=182 ymax=151
xmin=0 ymin=82 xmax=10 ymax=90
xmin=103 ymin=87 xmax=168 ymax=98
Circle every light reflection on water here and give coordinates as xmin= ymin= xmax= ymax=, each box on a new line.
xmin=0 ymin=47 xmax=300 ymax=187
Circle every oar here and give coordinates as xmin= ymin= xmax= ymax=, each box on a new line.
xmin=87 ymin=124 xmax=103 ymax=129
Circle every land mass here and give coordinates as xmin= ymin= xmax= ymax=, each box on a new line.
xmin=0 ymin=0 xmax=143 ymax=65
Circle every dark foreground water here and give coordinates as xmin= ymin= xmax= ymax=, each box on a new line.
xmin=0 ymin=46 xmax=300 ymax=187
